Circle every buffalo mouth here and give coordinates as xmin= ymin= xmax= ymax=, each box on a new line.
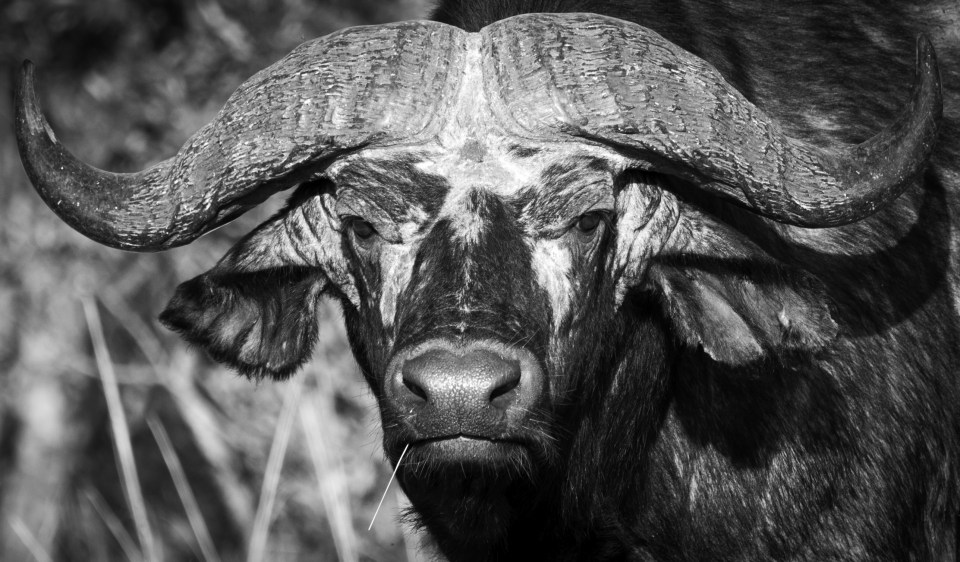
xmin=407 ymin=435 xmax=531 ymax=471
xmin=388 ymin=433 xmax=551 ymax=492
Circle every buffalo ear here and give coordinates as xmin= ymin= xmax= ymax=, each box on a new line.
xmin=160 ymin=191 xmax=341 ymax=380
xmin=648 ymin=217 xmax=838 ymax=365
xmin=160 ymin=265 xmax=325 ymax=380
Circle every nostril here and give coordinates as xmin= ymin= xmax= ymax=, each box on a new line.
xmin=398 ymin=354 xmax=435 ymax=406
xmin=488 ymin=361 xmax=521 ymax=408
xmin=402 ymin=376 xmax=429 ymax=402
xmin=489 ymin=377 xmax=519 ymax=401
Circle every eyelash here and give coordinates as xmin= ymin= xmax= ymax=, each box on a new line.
xmin=575 ymin=212 xmax=603 ymax=233
xmin=569 ymin=211 xmax=610 ymax=238
xmin=344 ymin=217 xmax=377 ymax=242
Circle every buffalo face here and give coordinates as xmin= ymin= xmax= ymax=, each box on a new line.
xmin=286 ymin=143 xmax=633 ymax=534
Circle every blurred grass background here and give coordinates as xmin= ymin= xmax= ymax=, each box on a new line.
xmin=0 ymin=0 xmax=436 ymax=560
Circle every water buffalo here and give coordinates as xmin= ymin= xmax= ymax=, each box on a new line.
xmin=15 ymin=0 xmax=960 ymax=559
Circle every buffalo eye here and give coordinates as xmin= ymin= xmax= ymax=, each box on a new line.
xmin=574 ymin=212 xmax=603 ymax=235
xmin=345 ymin=217 xmax=377 ymax=245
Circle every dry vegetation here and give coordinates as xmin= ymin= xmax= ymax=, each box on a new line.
xmin=1 ymin=1 xmax=435 ymax=560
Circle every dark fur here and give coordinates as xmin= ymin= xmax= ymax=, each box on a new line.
xmin=162 ymin=0 xmax=960 ymax=559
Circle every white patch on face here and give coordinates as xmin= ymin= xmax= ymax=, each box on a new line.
xmin=455 ymin=250 xmax=476 ymax=321
xmin=531 ymin=238 xmax=573 ymax=326
xmin=379 ymin=221 xmax=421 ymax=332
xmin=438 ymin=186 xmax=487 ymax=245
xmin=379 ymin=247 xmax=416 ymax=333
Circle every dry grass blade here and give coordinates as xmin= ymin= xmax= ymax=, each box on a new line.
xmin=8 ymin=517 xmax=53 ymax=562
xmin=368 ymin=443 xmax=410 ymax=531
xmin=246 ymin=377 xmax=305 ymax=562
xmin=164 ymin=349 xmax=256 ymax=532
xmin=300 ymin=397 xmax=358 ymax=562
xmin=82 ymin=297 xmax=158 ymax=562
xmin=83 ymin=487 xmax=142 ymax=562
xmin=146 ymin=414 xmax=222 ymax=562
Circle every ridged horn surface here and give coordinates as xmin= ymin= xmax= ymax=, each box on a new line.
xmin=482 ymin=13 xmax=942 ymax=227
xmin=16 ymin=21 xmax=467 ymax=250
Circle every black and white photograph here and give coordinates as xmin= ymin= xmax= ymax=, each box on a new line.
xmin=2 ymin=0 xmax=958 ymax=560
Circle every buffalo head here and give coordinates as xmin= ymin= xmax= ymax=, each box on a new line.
xmin=16 ymin=12 xmax=941 ymax=548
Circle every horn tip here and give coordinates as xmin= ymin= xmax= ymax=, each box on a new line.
xmin=913 ymin=34 xmax=942 ymax=122
xmin=914 ymin=34 xmax=939 ymax=82
xmin=15 ymin=59 xmax=47 ymax=138
xmin=16 ymin=59 xmax=36 ymax=104
xmin=915 ymin=34 xmax=934 ymax=57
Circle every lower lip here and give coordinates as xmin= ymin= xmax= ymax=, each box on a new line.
xmin=413 ymin=436 xmax=526 ymax=466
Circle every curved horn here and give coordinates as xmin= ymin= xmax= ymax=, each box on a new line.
xmin=16 ymin=21 xmax=466 ymax=251
xmin=482 ymin=14 xmax=942 ymax=227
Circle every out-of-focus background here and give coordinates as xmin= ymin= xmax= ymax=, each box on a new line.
xmin=0 ymin=1 xmax=435 ymax=560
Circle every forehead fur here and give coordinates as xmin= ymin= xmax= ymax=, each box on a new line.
xmin=330 ymin=141 xmax=624 ymax=229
